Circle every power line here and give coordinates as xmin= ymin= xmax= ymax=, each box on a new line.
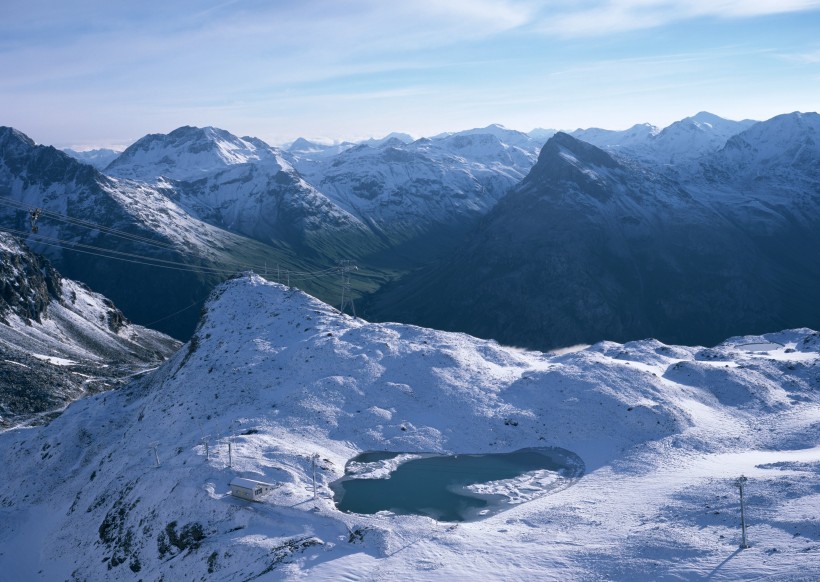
xmin=0 ymin=225 xmax=244 ymax=276
xmin=142 ymin=296 xmax=208 ymax=328
xmin=0 ymin=197 xmax=183 ymax=252
xmin=0 ymin=197 xmax=360 ymax=294
xmin=0 ymin=197 xmax=279 ymax=273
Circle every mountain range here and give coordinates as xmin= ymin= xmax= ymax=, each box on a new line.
xmin=365 ymin=112 xmax=820 ymax=350
xmin=569 ymin=111 xmax=758 ymax=165
xmin=3 ymin=111 xmax=819 ymax=351
xmin=3 ymin=112 xmax=820 ymax=579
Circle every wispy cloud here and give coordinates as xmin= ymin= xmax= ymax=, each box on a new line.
xmin=533 ymin=0 xmax=820 ymax=37
xmin=2 ymin=0 xmax=818 ymax=146
xmin=778 ymin=49 xmax=820 ymax=63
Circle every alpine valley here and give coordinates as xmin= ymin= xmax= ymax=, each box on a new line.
xmin=1 ymin=112 xmax=819 ymax=580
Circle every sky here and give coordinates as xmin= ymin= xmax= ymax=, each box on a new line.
xmin=2 ymin=0 xmax=819 ymax=150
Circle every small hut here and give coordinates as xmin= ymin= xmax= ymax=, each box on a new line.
xmin=229 ymin=477 xmax=275 ymax=501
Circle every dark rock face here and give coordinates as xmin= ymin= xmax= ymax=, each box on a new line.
xmin=366 ymin=123 xmax=820 ymax=351
xmin=0 ymin=234 xmax=181 ymax=427
xmin=0 ymin=241 xmax=61 ymax=324
xmin=1 ymin=127 xmax=241 ymax=340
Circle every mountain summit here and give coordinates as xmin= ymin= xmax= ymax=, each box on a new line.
xmin=105 ymin=126 xmax=284 ymax=182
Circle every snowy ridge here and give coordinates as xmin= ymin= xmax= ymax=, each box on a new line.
xmin=711 ymin=111 xmax=820 ymax=177
xmin=570 ymin=112 xmax=757 ymax=165
xmin=295 ymin=125 xmax=542 ymax=241
xmin=105 ymin=126 xmax=286 ymax=182
xmin=0 ymin=274 xmax=817 ymax=579
xmin=105 ymin=126 xmax=374 ymax=250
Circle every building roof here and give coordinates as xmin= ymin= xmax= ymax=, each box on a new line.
xmin=230 ymin=477 xmax=274 ymax=490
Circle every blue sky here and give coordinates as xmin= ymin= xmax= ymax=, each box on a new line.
xmin=2 ymin=0 xmax=819 ymax=149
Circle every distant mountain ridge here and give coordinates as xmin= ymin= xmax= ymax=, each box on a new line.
xmin=4 ymin=111 xmax=815 ymax=350
xmin=365 ymin=112 xmax=820 ymax=350
xmin=103 ymin=123 xmax=546 ymax=268
xmin=570 ymin=111 xmax=757 ymax=165
xmin=105 ymin=125 xmax=380 ymax=261
xmin=62 ymin=147 xmax=121 ymax=170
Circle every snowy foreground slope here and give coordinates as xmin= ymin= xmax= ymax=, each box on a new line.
xmin=1 ymin=275 xmax=818 ymax=580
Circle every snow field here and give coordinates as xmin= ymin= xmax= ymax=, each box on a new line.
xmin=0 ymin=275 xmax=817 ymax=580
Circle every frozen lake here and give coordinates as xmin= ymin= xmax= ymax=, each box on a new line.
xmin=331 ymin=447 xmax=584 ymax=522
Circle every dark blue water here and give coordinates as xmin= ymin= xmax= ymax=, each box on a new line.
xmin=331 ymin=447 xmax=584 ymax=522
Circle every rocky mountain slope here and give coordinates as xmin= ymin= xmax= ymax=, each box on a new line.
xmin=0 ymin=233 xmax=179 ymax=428
xmin=0 ymin=275 xmax=817 ymax=579
xmin=106 ymin=124 xmax=545 ymax=268
xmin=366 ymin=113 xmax=820 ymax=351
xmin=0 ymin=127 xmax=342 ymax=339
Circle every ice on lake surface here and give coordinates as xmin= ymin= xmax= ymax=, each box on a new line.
xmin=331 ymin=447 xmax=584 ymax=522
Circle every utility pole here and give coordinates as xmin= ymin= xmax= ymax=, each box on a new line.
xmin=228 ymin=434 xmax=233 ymax=468
xmin=201 ymin=436 xmax=209 ymax=461
xmin=311 ymin=453 xmax=318 ymax=501
xmin=149 ymin=442 xmax=160 ymax=467
xmin=338 ymin=260 xmax=358 ymax=317
xmin=736 ymin=475 xmax=750 ymax=549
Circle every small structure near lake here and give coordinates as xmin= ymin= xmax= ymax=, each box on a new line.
xmin=230 ymin=477 xmax=275 ymax=501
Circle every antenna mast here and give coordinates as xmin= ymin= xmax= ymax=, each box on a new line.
xmin=338 ymin=260 xmax=358 ymax=317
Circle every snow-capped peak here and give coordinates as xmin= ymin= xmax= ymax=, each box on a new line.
xmin=105 ymin=125 xmax=285 ymax=182
xmin=450 ymin=124 xmax=537 ymax=150
xmin=714 ymin=111 xmax=820 ymax=173
xmin=571 ymin=113 xmax=756 ymax=165
xmin=357 ymin=132 xmax=415 ymax=147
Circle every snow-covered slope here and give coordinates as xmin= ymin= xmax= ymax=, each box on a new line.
xmin=105 ymin=126 xmax=283 ymax=182
xmin=570 ymin=122 xmax=660 ymax=153
xmin=649 ymin=111 xmax=757 ymax=165
xmin=0 ymin=233 xmax=179 ymax=428
xmin=0 ymin=274 xmax=818 ymax=580
xmin=105 ymin=126 xmax=380 ymax=258
xmin=296 ymin=125 xmax=542 ymax=255
xmin=709 ymin=111 xmax=820 ymax=179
